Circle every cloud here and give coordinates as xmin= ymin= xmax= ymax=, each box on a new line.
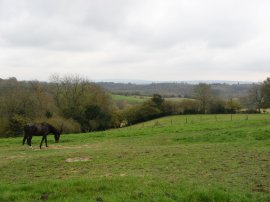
xmin=0 ymin=0 xmax=269 ymax=81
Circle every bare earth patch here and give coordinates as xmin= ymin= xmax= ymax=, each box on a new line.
xmin=65 ymin=157 xmax=91 ymax=163
xmin=30 ymin=144 xmax=90 ymax=150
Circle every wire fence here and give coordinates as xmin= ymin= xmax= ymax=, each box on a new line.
xmin=133 ymin=114 xmax=270 ymax=129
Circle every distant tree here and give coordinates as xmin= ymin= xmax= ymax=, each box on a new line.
xmin=225 ymin=98 xmax=241 ymax=113
xmin=50 ymin=74 xmax=114 ymax=132
xmin=30 ymin=81 xmax=56 ymax=117
xmin=194 ymin=83 xmax=212 ymax=114
xmin=151 ymin=94 xmax=164 ymax=107
xmin=121 ymin=94 xmax=166 ymax=125
xmin=247 ymin=84 xmax=263 ymax=112
xmin=209 ymin=98 xmax=226 ymax=114
xmin=261 ymin=77 xmax=270 ymax=108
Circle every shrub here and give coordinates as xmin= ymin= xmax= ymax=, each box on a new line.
xmin=33 ymin=116 xmax=82 ymax=134
xmin=8 ymin=114 xmax=31 ymax=137
xmin=47 ymin=116 xmax=81 ymax=134
xmin=0 ymin=118 xmax=9 ymax=137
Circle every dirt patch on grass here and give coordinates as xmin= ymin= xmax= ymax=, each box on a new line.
xmin=30 ymin=144 xmax=91 ymax=150
xmin=7 ymin=155 xmax=25 ymax=159
xmin=65 ymin=157 xmax=91 ymax=163
xmin=49 ymin=144 xmax=91 ymax=149
xmin=252 ymin=184 xmax=268 ymax=193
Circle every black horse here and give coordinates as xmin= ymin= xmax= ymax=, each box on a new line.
xmin=23 ymin=123 xmax=63 ymax=149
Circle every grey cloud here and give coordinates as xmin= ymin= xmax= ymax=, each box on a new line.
xmin=0 ymin=0 xmax=269 ymax=81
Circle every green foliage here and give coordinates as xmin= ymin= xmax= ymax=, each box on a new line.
xmin=0 ymin=118 xmax=9 ymax=136
xmin=209 ymin=98 xmax=226 ymax=114
xmin=151 ymin=94 xmax=164 ymax=106
xmin=246 ymin=84 xmax=263 ymax=111
xmin=122 ymin=101 xmax=162 ymax=125
xmin=49 ymin=74 xmax=114 ymax=132
xmin=8 ymin=114 xmax=31 ymax=137
xmin=47 ymin=116 xmax=81 ymax=134
xmin=163 ymin=99 xmax=200 ymax=115
xmin=261 ymin=77 xmax=270 ymax=108
xmin=121 ymin=95 xmax=165 ymax=125
xmin=0 ymin=75 xmax=118 ymax=136
xmin=0 ymin=76 xmax=269 ymax=137
xmin=194 ymin=83 xmax=212 ymax=113
xmin=225 ymin=98 xmax=241 ymax=113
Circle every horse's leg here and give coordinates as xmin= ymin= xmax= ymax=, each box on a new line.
xmin=27 ymin=137 xmax=33 ymax=149
xmin=22 ymin=135 xmax=27 ymax=145
xmin=40 ymin=136 xmax=45 ymax=149
xmin=45 ymin=136 xmax=48 ymax=147
xmin=27 ymin=137 xmax=30 ymax=146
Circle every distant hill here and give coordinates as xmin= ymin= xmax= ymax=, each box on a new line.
xmin=96 ymin=79 xmax=253 ymax=85
xmin=98 ymin=82 xmax=253 ymax=99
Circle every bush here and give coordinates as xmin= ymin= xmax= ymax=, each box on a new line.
xmin=35 ymin=116 xmax=81 ymax=134
xmin=47 ymin=116 xmax=81 ymax=134
xmin=0 ymin=118 xmax=9 ymax=137
xmin=8 ymin=114 xmax=31 ymax=137
xmin=122 ymin=101 xmax=162 ymax=125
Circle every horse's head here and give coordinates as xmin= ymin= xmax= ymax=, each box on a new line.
xmin=54 ymin=124 xmax=63 ymax=143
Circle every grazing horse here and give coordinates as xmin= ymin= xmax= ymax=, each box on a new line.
xmin=23 ymin=123 xmax=62 ymax=149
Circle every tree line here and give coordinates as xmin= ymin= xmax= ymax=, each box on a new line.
xmin=98 ymin=81 xmax=252 ymax=99
xmin=0 ymin=75 xmax=116 ymax=137
xmin=0 ymin=75 xmax=269 ymax=137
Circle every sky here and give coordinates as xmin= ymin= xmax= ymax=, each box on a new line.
xmin=0 ymin=0 xmax=269 ymax=82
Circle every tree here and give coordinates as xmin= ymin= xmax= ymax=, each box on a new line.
xmin=225 ymin=98 xmax=241 ymax=113
xmin=121 ymin=94 xmax=166 ymax=125
xmin=151 ymin=94 xmax=164 ymax=107
xmin=50 ymin=74 xmax=92 ymax=120
xmin=209 ymin=98 xmax=226 ymax=114
xmin=194 ymin=83 xmax=212 ymax=114
xmin=50 ymin=74 xmax=115 ymax=132
xmin=30 ymin=81 xmax=56 ymax=117
xmin=261 ymin=77 xmax=270 ymax=108
xmin=246 ymin=84 xmax=263 ymax=112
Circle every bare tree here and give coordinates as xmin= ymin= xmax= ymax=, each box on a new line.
xmin=247 ymin=84 xmax=263 ymax=112
xmin=194 ymin=83 xmax=212 ymax=114
xmin=261 ymin=77 xmax=270 ymax=109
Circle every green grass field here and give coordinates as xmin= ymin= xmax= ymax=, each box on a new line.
xmin=112 ymin=94 xmax=149 ymax=104
xmin=112 ymin=94 xmax=194 ymax=106
xmin=0 ymin=114 xmax=270 ymax=201
xmin=165 ymin=97 xmax=195 ymax=102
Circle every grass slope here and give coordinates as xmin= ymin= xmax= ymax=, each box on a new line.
xmin=112 ymin=94 xmax=194 ymax=105
xmin=111 ymin=94 xmax=149 ymax=104
xmin=0 ymin=114 xmax=270 ymax=201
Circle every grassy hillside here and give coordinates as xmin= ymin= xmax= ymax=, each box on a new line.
xmin=0 ymin=114 xmax=270 ymax=201
xmin=165 ymin=97 xmax=195 ymax=102
xmin=112 ymin=94 xmax=149 ymax=104
xmin=112 ymin=94 xmax=194 ymax=105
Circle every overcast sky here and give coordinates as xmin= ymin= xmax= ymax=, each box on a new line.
xmin=0 ymin=0 xmax=269 ymax=82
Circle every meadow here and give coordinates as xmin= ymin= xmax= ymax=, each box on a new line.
xmin=111 ymin=94 xmax=194 ymax=106
xmin=0 ymin=114 xmax=270 ymax=201
xmin=111 ymin=94 xmax=149 ymax=104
